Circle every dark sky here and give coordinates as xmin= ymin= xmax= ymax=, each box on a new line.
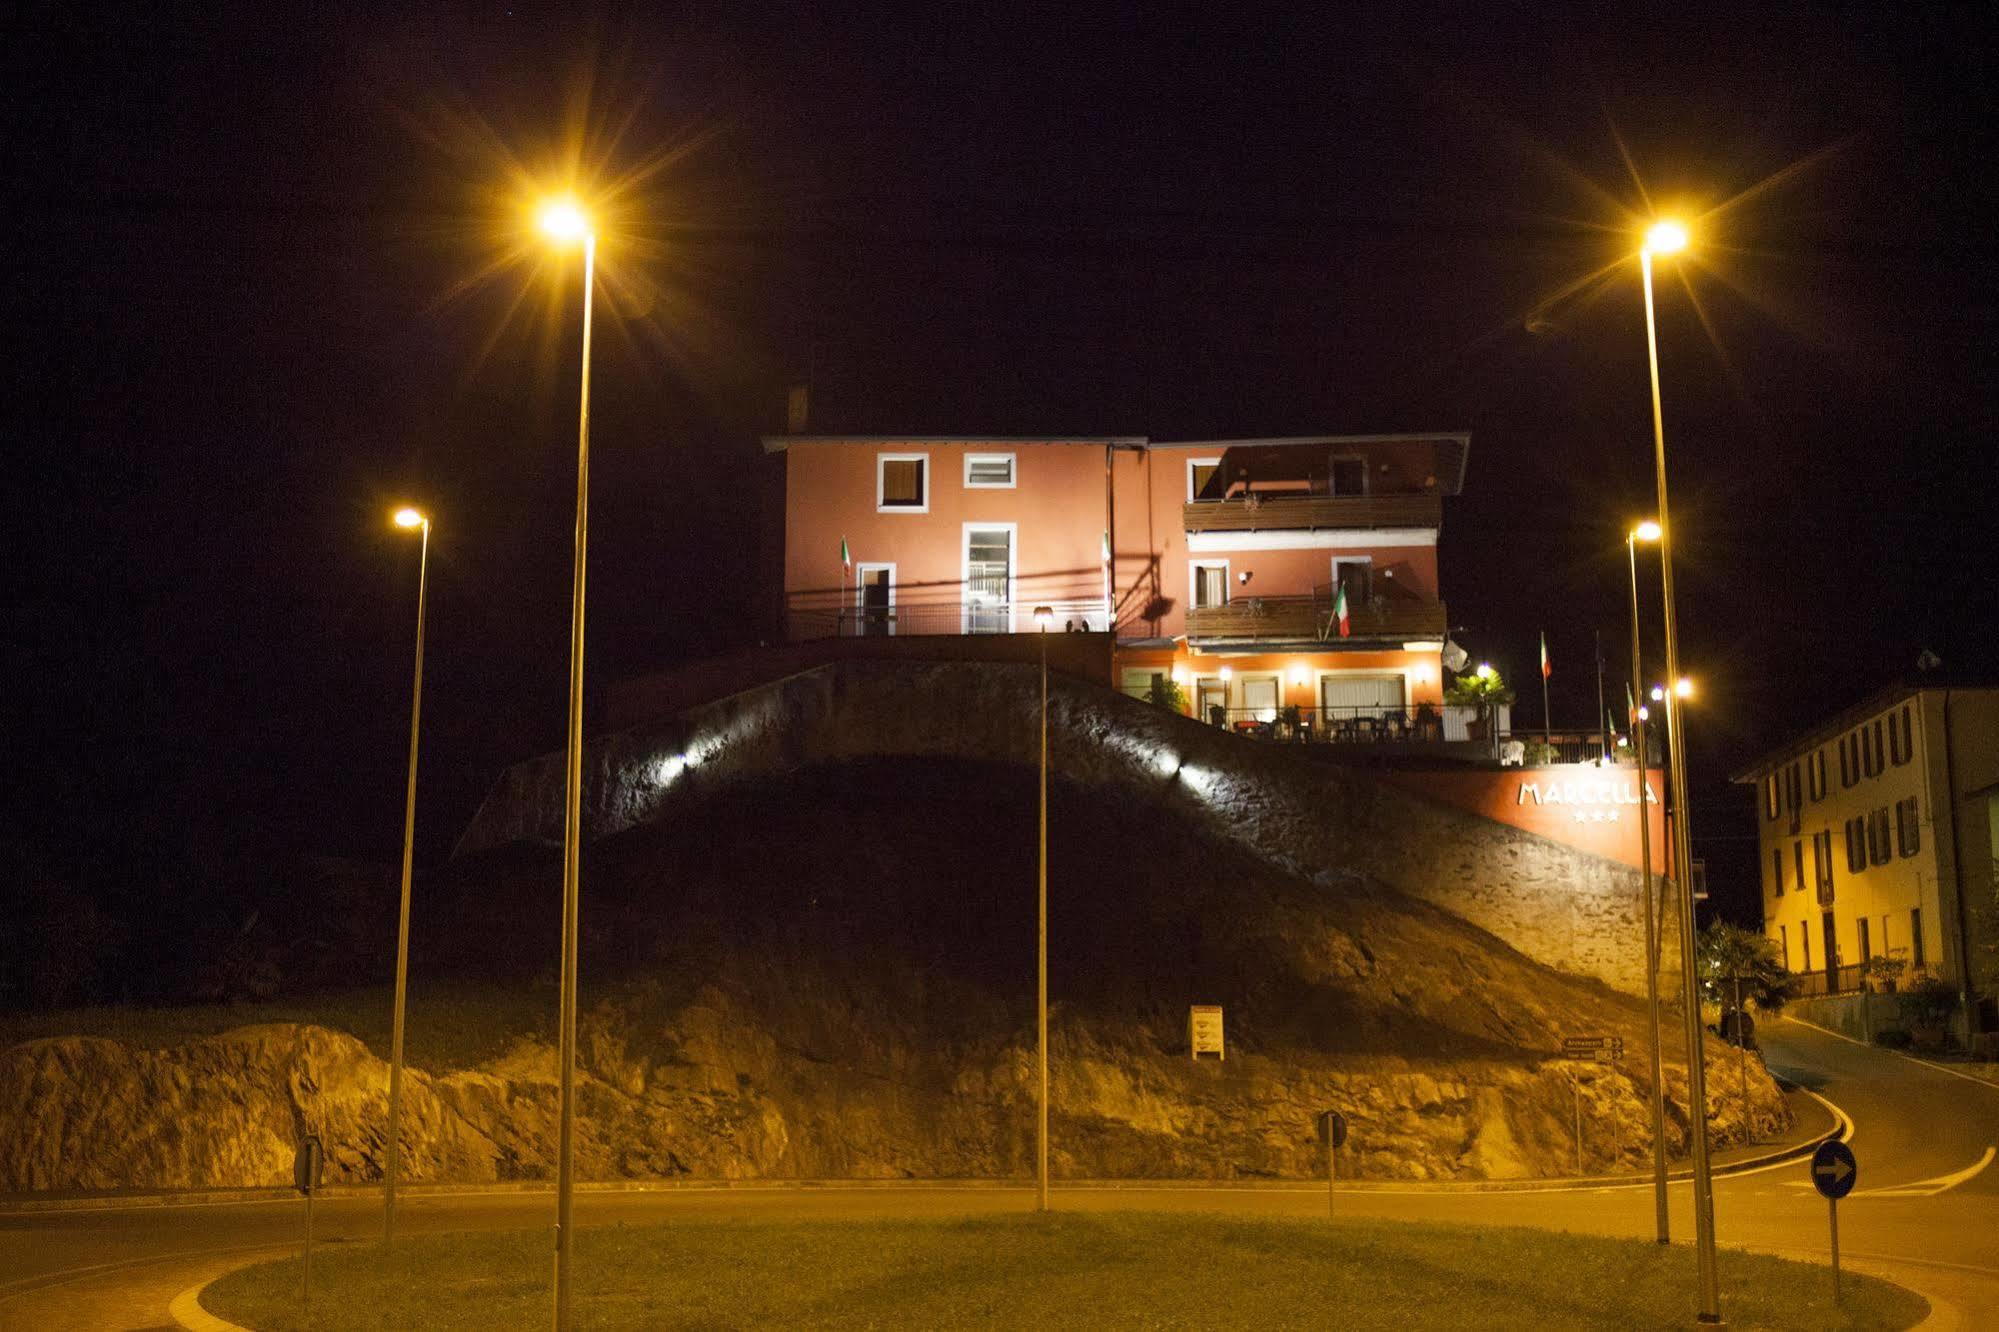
xmin=6 ymin=4 xmax=1993 ymax=925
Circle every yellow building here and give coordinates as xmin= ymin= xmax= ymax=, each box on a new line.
xmin=1733 ymin=678 xmax=1999 ymax=1037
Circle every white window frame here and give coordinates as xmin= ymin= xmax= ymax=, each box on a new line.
xmin=1193 ymin=674 xmax=1229 ymax=722
xmin=1329 ymin=452 xmax=1370 ymax=496
xmin=1236 ymin=672 xmax=1282 ymax=722
xmin=1189 ymin=559 xmax=1231 ymax=609
xmin=1331 ymin=555 xmax=1374 ymax=601
xmin=876 ymin=452 xmax=930 ymax=513
xmin=1314 ymin=668 xmax=1412 ymax=712
xmin=1187 ymin=456 xmax=1224 ymax=502
xmin=961 ymin=521 xmax=1019 ymax=634
xmin=963 ymin=452 xmax=1017 ymax=489
xmin=853 ymin=562 xmax=896 ymax=636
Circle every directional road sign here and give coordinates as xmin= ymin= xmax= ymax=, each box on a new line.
xmin=1561 ymin=1035 xmax=1625 ymax=1061
xmin=1318 ymin=1110 xmax=1348 ymax=1150
xmin=1811 ymin=1139 xmax=1857 ymax=1200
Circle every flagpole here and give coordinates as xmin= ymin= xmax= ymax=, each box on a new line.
xmin=1540 ymin=631 xmax=1552 ymax=745
xmin=1595 ymin=629 xmax=1607 ymax=764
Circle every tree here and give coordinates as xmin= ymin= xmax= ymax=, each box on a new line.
xmin=1697 ymin=920 xmax=1797 ymax=1017
xmin=1443 ymin=666 xmax=1514 ymax=717
xmin=1147 ymin=675 xmax=1189 ymax=714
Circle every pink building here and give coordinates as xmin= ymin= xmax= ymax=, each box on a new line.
xmin=767 ymin=432 xmax=1469 ymax=737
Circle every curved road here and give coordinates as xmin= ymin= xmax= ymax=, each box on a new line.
xmin=3 ymin=1017 xmax=1992 ymax=1329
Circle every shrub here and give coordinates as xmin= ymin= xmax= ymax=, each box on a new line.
xmin=1147 ymin=676 xmax=1189 ymax=714
xmin=1521 ymin=740 xmax=1560 ymax=766
xmin=1872 ymin=1027 xmax=1913 ymax=1049
xmin=1899 ymin=975 xmax=1959 ymax=1029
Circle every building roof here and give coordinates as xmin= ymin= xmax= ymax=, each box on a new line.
xmin=760 ymin=434 xmax=1148 ymax=454
xmin=760 ymin=430 xmax=1472 ymax=495
xmin=1728 ymin=672 xmax=1999 ymax=783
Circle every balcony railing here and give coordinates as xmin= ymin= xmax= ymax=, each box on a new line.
xmin=1184 ymin=595 xmax=1447 ymax=644
xmin=788 ymin=598 xmax=1111 ymax=640
xmin=1182 ymin=492 xmax=1441 ymax=535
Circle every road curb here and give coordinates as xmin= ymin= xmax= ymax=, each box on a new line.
xmin=169 ymin=1276 xmax=250 ymax=1332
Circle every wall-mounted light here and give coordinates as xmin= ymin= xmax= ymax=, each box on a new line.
xmin=1219 ymin=666 xmax=1233 ymax=682
xmin=1238 ymin=570 xmax=1253 ymax=585
xmin=1171 ymin=664 xmax=1190 ymax=686
xmin=1290 ymin=665 xmax=1307 ymax=686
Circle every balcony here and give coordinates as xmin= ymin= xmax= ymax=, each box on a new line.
xmin=1182 ymin=492 xmax=1441 ymax=536
xmin=1184 ymin=594 xmax=1446 ymax=646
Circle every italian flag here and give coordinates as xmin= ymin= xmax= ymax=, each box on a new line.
xmin=1334 ymin=583 xmax=1350 ymax=638
xmin=1540 ymin=631 xmax=1551 ymax=680
xmin=840 ymin=536 xmax=850 ymax=572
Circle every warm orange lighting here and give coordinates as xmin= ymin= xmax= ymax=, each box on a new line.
xmin=1675 ymin=677 xmax=1695 ymax=699
xmin=393 ymin=507 xmax=426 ymax=529
xmin=1632 ymin=520 xmax=1662 ymax=542
xmin=1033 ymin=605 xmax=1054 ymax=632
xmin=1171 ymin=664 xmax=1189 ymax=686
xmin=1290 ymin=665 xmax=1308 ymax=686
xmin=1644 ymin=219 xmax=1689 ymax=257
xmin=1219 ymin=665 xmax=1233 ymax=682
xmin=538 ymin=198 xmax=591 ymax=243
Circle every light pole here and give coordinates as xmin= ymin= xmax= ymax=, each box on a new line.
xmin=1625 ymin=520 xmax=1668 ymax=1245
xmin=1033 ymin=604 xmax=1054 ymax=1211
xmin=540 ymin=195 xmax=595 ymax=1332
xmin=383 ymin=506 xmax=430 ymax=1248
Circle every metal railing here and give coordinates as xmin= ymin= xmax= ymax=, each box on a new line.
xmin=1182 ymin=492 xmax=1441 ymax=535
xmin=1188 ymin=704 xmax=1459 ymax=745
xmin=1495 ymin=729 xmax=1662 ymax=765
xmin=788 ymin=599 xmax=1112 ymax=640
xmin=1184 ymin=594 xmax=1447 ymax=644
xmin=1788 ymin=963 xmax=1868 ymax=999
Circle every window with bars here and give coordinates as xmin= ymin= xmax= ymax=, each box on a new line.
xmin=964 ymin=453 xmax=1015 ymax=488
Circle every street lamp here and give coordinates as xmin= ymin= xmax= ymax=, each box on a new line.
xmin=1033 ymin=604 xmax=1054 ymax=1211
xmin=1639 ymin=217 xmax=1721 ymax=1322
xmin=541 ymin=194 xmax=596 ymax=1332
xmin=383 ymin=506 xmax=429 ymax=1248
xmin=1625 ymin=521 xmax=1668 ymax=1245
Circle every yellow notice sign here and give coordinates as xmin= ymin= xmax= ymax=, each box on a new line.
xmin=1189 ymin=1005 xmax=1225 ymax=1060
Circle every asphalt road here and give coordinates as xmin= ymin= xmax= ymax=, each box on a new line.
xmin=3 ymin=1016 xmax=1992 ymax=1330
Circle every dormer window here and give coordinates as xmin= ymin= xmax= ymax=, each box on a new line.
xmin=877 ymin=453 xmax=929 ymax=512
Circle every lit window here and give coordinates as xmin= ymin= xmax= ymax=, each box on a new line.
xmin=877 ymin=454 xmax=928 ymax=512
xmin=964 ymin=453 xmax=1016 ymax=488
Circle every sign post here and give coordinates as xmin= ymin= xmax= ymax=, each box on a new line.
xmin=294 ymin=1134 xmax=324 ymax=1309
xmin=1810 ymin=1140 xmax=1857 ymax=1304
xmin=1317 ymin=1110 xmax=1347 ymax=1219
xmin=1559 ymin=1036 xmax=1622 ymax=1176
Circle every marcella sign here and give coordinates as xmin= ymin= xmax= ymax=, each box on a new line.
xmin=1376 ymin=763 xmax=1671 ymax=871
xmin=1516 ymin=776 xmax=1660 ymax=825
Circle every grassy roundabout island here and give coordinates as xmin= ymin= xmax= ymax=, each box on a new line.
xmin=202 ymin=1211 xmax=1926 ymax=1330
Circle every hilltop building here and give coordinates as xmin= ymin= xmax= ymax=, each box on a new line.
xmin=764 ymin=432 xmax=1466 ymax=733
xmin=1732 ymin=678 xmax=1999 ymax=1036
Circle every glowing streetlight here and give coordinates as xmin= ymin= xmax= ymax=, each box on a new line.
xmin=384 ymin=506 xmax=430 ymax=1248
xmin=1638 ymin=216 xmax=1720 ymax=1322
xmin=1676 ymin=677 xmax=1695 ymax=699
xmin=541 ymin=194 xmax=598 ymax=1332
xmin=1033 ymin=605 xmax=1054 ymax=1212
xmin=1624 ymin=518 xmax=1667 ymax=1245
xmin=1475 ymin=661 xmax=1494 ymax=680
xmin=1645 ymin=219 xmax=1690 ymax=257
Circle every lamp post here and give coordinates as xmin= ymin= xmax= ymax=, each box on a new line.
xmin=1033 ymin=604 xmax=1054 ymax=1211
xmin=383 ymin=506 xmax=429 ymax=1248
xmin=1639 ymin=213 xmax=1720 ymax=1322
xmin=540 ymin=196 xmax=595 ymax=1332
xmin=1625 ymin=521 xmax=1668 ymax=1245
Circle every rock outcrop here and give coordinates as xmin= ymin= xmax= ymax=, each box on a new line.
xmin=2 ymin=758 xmax=1787 ymax=1192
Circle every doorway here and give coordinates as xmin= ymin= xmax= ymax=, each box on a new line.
xmin=855 ymin=563 xmax=894 ymax=637
xmin=964 ymin=526 xmax=1013 ymax=633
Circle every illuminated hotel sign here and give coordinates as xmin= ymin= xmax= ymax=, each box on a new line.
xmin=1517 ymin=778 xmax=1659 ymax=824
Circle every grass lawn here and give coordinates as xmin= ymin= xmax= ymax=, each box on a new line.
xmin=202 ymin=1212 xmax=1926 ymax=1331
xmin=0 ymin=980 xmax=547 ymax=1072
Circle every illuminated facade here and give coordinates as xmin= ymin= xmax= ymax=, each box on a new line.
xmin=767 ymin=432 xmax=1468 ymax=731
xmin=1733 ymin=680 xmax=1999 ymax=1018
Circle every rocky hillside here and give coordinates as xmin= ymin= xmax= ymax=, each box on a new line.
xmin=2 ymin=759 xmax=1785 ymax=1192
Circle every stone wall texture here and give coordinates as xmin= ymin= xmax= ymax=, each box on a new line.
xmin=459 ymin=659 xmax=1687 ymax=997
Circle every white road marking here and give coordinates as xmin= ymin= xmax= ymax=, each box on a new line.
xmin=1780 ymin=1015 xmax=1999 ymax=1091
xmin=1855 ymin=1145 xmax=1996 ymax=1198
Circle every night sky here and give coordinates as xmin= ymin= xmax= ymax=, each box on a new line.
xmin=7 ymin=5 xmax=1994 ymax=933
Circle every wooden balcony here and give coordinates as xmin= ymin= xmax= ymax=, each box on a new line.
xmin=1182 ymin=492 xmax=1441 ymax=536
xmin=1185 ymin=595 xmax=1447 ymax=645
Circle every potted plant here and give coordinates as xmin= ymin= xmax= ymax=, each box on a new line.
xmin=1899 ymin=975 xmax=1958 ymax=1050
xmin=1279 ymin=703 xmax=1303 ymax=740
xmin=1521 ymin=739 xmax=1560 ymax=766
xmin=1147 ymin=676 xmax=1190 ymax=716
xmin=1861 ymin=954 xmax=1907 ymax=995
xmin=1445 ymin=666 xmax=1514 ymax=745
xmin=1413 ymin=701 xmax=1442 ymax=742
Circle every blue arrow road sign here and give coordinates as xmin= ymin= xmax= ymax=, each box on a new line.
xmin=1811 ymin=1140 xmax=1857 ymax=1200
